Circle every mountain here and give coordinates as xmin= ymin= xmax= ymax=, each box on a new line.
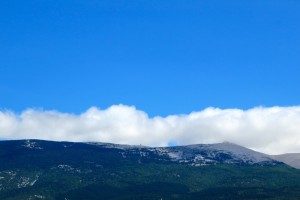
xmin=1 ymin=139 xmax=300 ymax=200
xmin=270 ymin=153 xmax=300 ymax=169
xmin=160 ymin=142 xmax=277 ymax=166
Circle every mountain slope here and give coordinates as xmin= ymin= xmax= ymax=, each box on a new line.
xmin=161 ymin=142 xmax=277 ymax=166
xmin=0 ymin=140 xmax=300 ymax=200
xmin=270 ymin=153 xmax=300 ymax=169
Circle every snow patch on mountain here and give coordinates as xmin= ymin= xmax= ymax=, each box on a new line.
xmin=203 ymin=142 xmax=273 ymax=163
xmin=22 ymin=140 xmax=43 ymax=150
xmin=149 ymin=142 xmax=279 ymax=166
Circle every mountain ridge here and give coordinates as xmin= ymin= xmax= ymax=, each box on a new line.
xmin=1 ymin=139 xmax=300 ymax=199
xmin=2 ymin=139 xmax=299 ymax=168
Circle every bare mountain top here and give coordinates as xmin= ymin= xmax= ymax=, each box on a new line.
xmin=163 ymin=142 xmax=277 ymax=166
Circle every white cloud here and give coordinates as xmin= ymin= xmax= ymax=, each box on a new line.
xmin=1 ymin=105 xmax=300 ymax=154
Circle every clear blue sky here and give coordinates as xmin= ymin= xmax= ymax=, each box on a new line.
xmin=1 ymin=0 xmax=299 ymax=116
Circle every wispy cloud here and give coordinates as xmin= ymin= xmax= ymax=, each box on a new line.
xmin=1 ymin=105 xmax=300 ymax=154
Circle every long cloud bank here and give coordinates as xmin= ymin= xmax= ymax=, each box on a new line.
xmin=1 ymin=105 xmax=300 ymax=154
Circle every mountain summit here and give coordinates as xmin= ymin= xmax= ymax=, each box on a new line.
xmin=160 ymin=142 xmax=277 ymax=166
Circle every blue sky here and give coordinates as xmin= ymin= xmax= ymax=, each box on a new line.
xmin=1 ymin=0 xmax=300 ymax=117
